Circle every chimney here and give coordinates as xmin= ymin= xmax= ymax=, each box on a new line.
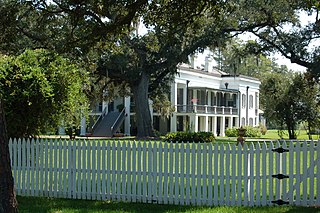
xmin=189 ymin=55 xmax=198 ymax=69
xmin=205 ymin=55 xmax=212 ymax=72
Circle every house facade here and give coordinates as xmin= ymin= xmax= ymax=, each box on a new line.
xmin=80 ymin=57 xmax=261 ymax=137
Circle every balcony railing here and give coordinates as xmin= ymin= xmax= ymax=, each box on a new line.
xmin=176 ymin=105 xmax=238 ymax=115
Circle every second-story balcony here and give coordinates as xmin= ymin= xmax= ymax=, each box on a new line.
xmin=176 ymin=105 xmax=238 ymax=115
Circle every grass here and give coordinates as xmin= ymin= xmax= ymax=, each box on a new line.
xmin=17 ymin=196 xmax=320 ymax=213
xmin=259 ymin=129 xmax=320 ymax=140
xmin=216 ymin=129 xmax=320 ymax=142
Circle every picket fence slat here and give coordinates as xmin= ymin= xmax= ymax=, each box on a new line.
xmin=213 ymin=143 xmax=218 ymax=206
xmin=281 ymin=142 xmax=287 ymax=203
xmin=316 ymin=141 xmax=320 ymax=205
xmin=9 ymin=138 xmax=319 ymax=207
xmin=249 ymin=143 xmax=255 ymax=206
xmin=309 ymin=141 xmax=315 ymax=206
xmin=295 ymin=141 xmax=301 ymax=206
xmin=275 ymin=141 xmax=281 ymax=202
xmin=255 ymin=143 xmax=261 ymax=206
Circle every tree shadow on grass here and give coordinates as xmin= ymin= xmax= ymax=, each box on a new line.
xmin=17 ymin=196 xmax=320 ymax=213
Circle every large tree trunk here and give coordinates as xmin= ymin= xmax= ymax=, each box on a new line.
xmin=0 ymin=99 xmax=18 ymax=213
xmin=132 ymin=72 xmax=154 ymax=138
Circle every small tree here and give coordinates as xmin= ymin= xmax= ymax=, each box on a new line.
xmin=0 ymin=49 xmax=89 ymax=138
xmin=260 ymin=72 xmax=320 ymax=139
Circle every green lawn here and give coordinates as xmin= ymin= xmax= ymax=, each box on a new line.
xmin=17 ymin=196 xmax=320 ymax=213
xmin=259 ymin=129 xmax=320 ymax=140
xmin=216 ymin=129 xmax=320 ymax=142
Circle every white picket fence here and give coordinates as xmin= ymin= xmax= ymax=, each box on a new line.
xmin=8 ymin=138 xmax=320 ymax=206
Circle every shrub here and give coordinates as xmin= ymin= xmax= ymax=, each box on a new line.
xmin=259 ymin=123 xmax=267 ymax=135
xmin=244 ymin=126 xmax=261 ymax=138
xmin=225 ymin=126 xmax=261 ymax=138
xmin=164 ymin=131 xmax=215 ymax=143
xmin=225 ymin=127 xmax=238 ymax=137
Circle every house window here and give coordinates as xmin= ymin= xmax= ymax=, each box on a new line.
xmin=249 ymin=95 xmax=253 ymax=109
xmin=242 ymin=94 xmax=246 ymax=108
xmin=197 ymin=90 xmax=206 ymax=105
xmin=249 ymin=118 xmax=253 ymax=126
xmin=227 ymin=93 xmax=237 ymax=107
xmin=177 ymin=116 xmax=184 ymax=131
xmin=211 ymin=92 xmax=216 ymax=106
xmin=177 ymin=88 xmax=184 ymax=105
xmin=241 ymin=117 xmax=245 ymax=126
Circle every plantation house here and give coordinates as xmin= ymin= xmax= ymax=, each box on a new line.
xmin=76 ymin=56 xmax=261 ymax=137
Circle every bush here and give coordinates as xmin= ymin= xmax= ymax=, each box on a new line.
xmin=259 ymin=123 xmax=267 ymax=135
xmin=225 ymin=126 xmax=261 ymax=138
xmin=164 ymin=131 xmax=215 ymax=143
xmin=244 ymin=126 xmax=261 ymax=138
xmin=225 ymin=127 xmax=238 ymax=137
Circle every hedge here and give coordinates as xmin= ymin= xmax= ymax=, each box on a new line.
xmin=164 ymin=131 xmax=215 ymax=143
xmin=225 ymin=126 xmax=261 ymax=138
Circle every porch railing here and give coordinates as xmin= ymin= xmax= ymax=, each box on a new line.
xmin=176 ymin=105 xmax=238 ymax=115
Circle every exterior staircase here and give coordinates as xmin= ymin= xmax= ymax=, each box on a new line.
xmin=92 ymin=108 xmax=126 ymax=137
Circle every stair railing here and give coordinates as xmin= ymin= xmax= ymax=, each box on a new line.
xmin=91 ymin=106 xmax=107 ymax=133
xmin=111 ymin=107 xmax=126 ymax=135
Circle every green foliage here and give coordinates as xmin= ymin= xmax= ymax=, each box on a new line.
xmin=260 ymin=72 xmax=320 ymax=139
xmin=225 ymin=126 xmax=261 ymax=138
xmin=245 ymin=126 xmax=261 ymax=138
xmin=164 ymin=131 xmax=215 ymax=143
xmin=259 ymin=123 xmax=267 ymax=135
xmin=0 ymin=49 xmax=89 ymax=138
xmin=225 ymin=127 xmax=238 ymax=137
xmin=152 ymin=94 xmax=175 ymax=119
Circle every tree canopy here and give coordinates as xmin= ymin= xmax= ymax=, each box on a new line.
xmin=245 ymin=1 xmax=320 ymax=77
xmin=260 ymin=72 xmax=320 ymax=139
xmin=0 ymin=49 xmax=89 ymax=138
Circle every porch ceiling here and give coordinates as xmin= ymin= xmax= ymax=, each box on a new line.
xmin=188 ymin=86 xmax=238 ymax=93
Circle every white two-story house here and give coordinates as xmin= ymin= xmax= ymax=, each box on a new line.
xmin=79 ymin=56 xmax=260 ymax=137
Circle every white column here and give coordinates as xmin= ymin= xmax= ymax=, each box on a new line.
xmin=149 ymin=99 xmax=153 ymax=123
xmin=183 ymin=84 xmax=187 ymax=106
xmin=234 ymin=117 xmax=239 ymax=128
xmin=103 ymin=100 xmax=108 ymax=114
xmin=228 ymin=116 xmax=233 ymax=129
xmin=171 ymin=82 xmax=178 ymax=111
xmin=80 ymin=117 xmax=86 ymax=136
xmin=193 ymin=89 xmax=197 ymax=112
xmin=194 ymin=115 xmax=198 ymax=132
xmin=183 ymin=84 xmax=187 ymax=112
xmin=213 ymin=116 xmax=217 ymax=136
xmin=170 ymin=113 xmax=177 ymax=132
xmin=214 ymin=91 xmax=217 ymax=106
xmin=124 ymin=96 xmax=131 ymax=136
xmin=205 ymin=116 xmax=209 ymax=132
xmin=208 ymin=91 xmax=212 ymax=106
xmin=220 ymin=116 xmax=225 ymax=136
